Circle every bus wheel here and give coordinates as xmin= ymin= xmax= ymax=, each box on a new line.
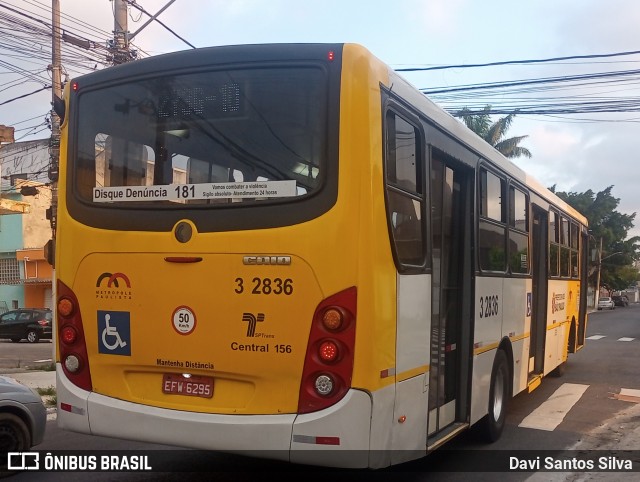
xmin=482 ymin=349 xmax=510 ymax=442
xmin=550 ymin=361 xmax=566 ymax=377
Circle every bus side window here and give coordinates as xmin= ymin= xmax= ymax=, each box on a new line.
xmin=478 ymin=168 xmax=507 ymax=272
xmin=388 ymin=191 xmax=423 ymax=265
xmin=508 ymin=186 xmax=529 ymax=274
xmin=560 ymin=216 xmax=571 ymax=277
xmin=384 ymin=110 xmax=424 ymax=268
xmin=549 ymin=210 xmax=559 ymax=277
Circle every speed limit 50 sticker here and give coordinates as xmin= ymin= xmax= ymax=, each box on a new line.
xmin=172 ymin=306 xmax=197 ymax=335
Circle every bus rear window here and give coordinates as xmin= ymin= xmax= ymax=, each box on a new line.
xmin=74 ymin=67 xmax=327 ymax=207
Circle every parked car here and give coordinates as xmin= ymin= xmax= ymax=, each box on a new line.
xmin=0 ymin=309 xmax=52 ymax=343
xmin=0 ymin=376 xmax=47 ymax=458
xmin=597 ymin=297 xmax=615 ymax=310
xmin=612 ymin=295 xmax=629 ymax=307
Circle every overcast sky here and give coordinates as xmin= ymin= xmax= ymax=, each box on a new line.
xmin=2 ymin=0 xmax=640 ymax=237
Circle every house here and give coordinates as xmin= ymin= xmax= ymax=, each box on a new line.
xmin=0 ymin=138 xmax=53 ymax=310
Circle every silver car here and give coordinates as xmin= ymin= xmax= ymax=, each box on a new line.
xmin=597 ymin=296 xmax=615 ymax=310
xmin=0 ymin=376 xmax=47 ymax=457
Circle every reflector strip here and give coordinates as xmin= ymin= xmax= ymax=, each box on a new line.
xmin=60 ymin=402 xmax=85 ymax=415
xmin=293 ymin=435 xmax=340 ymax=445
xmin=316 ymin=436 xmax=340 ymax=445
xmin=380 ymin=367 xmax=396 ymax=378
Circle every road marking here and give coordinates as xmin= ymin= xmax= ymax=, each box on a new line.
xmin=586 ymin=335 xmax=606 ymax=340
xmin=519 ymin=383 xmax=589 ymax=431
xmin=618 ymin=337 xmax=635 ymax=342
xmin=33 ymin=359 xmax=52 ymax=363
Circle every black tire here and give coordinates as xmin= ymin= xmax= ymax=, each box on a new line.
xmin=10 ymin=338 xmax=21 ymax=343
xmin=481 ymin=349 xmax=510 ymax=442
xmin=549 ymin=361 xmax=566 ymax=377
xmin=0 ymin=413 xmax=31 ymax=453
xmin=26 ymin=330 xmax=40 ymax=343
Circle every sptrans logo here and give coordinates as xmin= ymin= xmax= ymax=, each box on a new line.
xmin=242 ymin=313 xmax=265 ymax=337
xmin=96 ymin=272 xmax=133 ymax=300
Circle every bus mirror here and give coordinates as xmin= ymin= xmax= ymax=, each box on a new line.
xmin=53 ymin=95 xmax=65 ymax=123
xmin=44 ymin=239 xmax=55 ymax=267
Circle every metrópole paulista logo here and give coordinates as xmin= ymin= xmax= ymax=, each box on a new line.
xmin=95 ymin=272 xmax=133 ymax=300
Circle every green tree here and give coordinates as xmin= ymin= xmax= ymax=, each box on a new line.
xmin=550 ymin=185 xmax=640 ymax=292
xmin=455 ymin=105 xmax=532 ymax=159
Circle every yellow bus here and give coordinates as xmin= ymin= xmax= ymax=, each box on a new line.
xmin=53 ymin=43 xmax=588 ymax=468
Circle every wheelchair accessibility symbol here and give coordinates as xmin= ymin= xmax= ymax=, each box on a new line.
xmin=98 ymin=310 xmax=131 ymax=356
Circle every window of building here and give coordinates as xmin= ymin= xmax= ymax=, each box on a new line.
xmin=0 ymin=258 xmax=20 ymax=283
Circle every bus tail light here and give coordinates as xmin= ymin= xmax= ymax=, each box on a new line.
xmin=298 ymin=287 xmax=356 ymax=414
xmin=61 ymin=325 xmax=78 ymax=344
xmin=318 ymin=340 xmax=339 ymax=363
xmin=57 ymin=280 xmax=92 ymax=391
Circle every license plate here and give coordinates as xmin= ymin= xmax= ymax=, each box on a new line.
xmin=162 ymin=374 xmax=213 ymax=398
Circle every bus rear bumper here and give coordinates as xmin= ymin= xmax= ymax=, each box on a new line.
xmin=56 ymin=367 xmax=373 ymax=467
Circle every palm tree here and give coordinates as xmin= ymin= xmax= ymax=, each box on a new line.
xmin=455 ymin=105 xmax=532 ymax=159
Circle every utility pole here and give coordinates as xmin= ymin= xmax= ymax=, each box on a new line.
xmin=595 ymin=236 xmax=602 ymax=308
xmin=112 ymin=0 xmax=132 ymax=65
xmin=49 ymin=0 xmax=62 ymax=238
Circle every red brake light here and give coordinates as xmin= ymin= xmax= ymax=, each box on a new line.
xmin=318 ymin=340 xmax=339 ymax=363
xmin=61 ymin=325 xmax=77 ymax=344
xmin=72 ymin=81 xmax=79 ymax=91
xmin=328 ymin=50 xmax=335 ymax=61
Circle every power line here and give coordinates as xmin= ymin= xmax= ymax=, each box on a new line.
xmin=414 ymin=65 xmax=640 ymax=118
xmin=125 ymin=0 xmax=195 ymax=49
xmin=0 ymin=86 xmax=50 ymax=106
xmin=395 ymin=49 xmax=640 ymax=72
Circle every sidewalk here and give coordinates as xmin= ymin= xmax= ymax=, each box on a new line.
xmin=526 ymin=401 xmax=640 ymax=481
xmin=1 ymin=367 xmax=56 ymax=389
xmin=1 ymin=367 xmax=57 ymax=419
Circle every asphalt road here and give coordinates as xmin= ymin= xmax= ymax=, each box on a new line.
xmin=0 ymin=338 xmax=54 ymax=369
